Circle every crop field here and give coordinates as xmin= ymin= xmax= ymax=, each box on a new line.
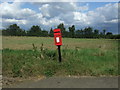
xmin=1 ymin=36 xmax=119 ymax=79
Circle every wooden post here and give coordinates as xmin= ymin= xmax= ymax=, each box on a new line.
xmin=58 ymin=45 xmax=62 ymax=62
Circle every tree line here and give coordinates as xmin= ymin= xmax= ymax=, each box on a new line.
xmin=2 ymin=23 xmax=120 ymax=39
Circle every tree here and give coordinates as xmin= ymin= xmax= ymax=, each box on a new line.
xmin=94 ymin=29 xmax=99 ymax=35
xmin=83 ymin=27 xmax=93 ymax=38
xmin=7 ymin=24 xmax=18 ymax=36
xmin=27 ymin=25 xmax=41 ymax=36
xmin=2 ymin=29 xmax=9 ymax=36
xmin=106 ymin=32 xmax=112 ymax=35
xmin=99 ymin=31 xmax=106 ymax=38
xmin=103 ymin=29 xmax=106 ymax=35
xmin=113 ymin=34 xmax=120 ymax=39
xmin=75 ymin=29 xmax=84 ymax=38
xmin=41 ymin=30 xmax=48 ymax=37
xmin=57 ymin=23 xmax=67 ymax=37
xmin=49 ymin=28 xmax=54 ymax=37
xmin=106 ymin=32 xmax=113 ymax=39
xmin=8 ymin=24 xmax=19 ymax=36
xmin=2 ymin=23 xmax=119 ymax=39
xmin=103 ymin=29 xmax=106 ymax=38
xmin=75 ymin=30 xmax=81 ymax=38
xmin=69 ymin=25 xmax=75 ymax=38
xmin=94 ymin=29 xmax=99 ymax=38
xmin=3 ymin=24 xmax=26 ymax=36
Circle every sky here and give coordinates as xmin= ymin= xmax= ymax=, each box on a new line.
xmin=0 ymin=1 xmax=119 ymax=34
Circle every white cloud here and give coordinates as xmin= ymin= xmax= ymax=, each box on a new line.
xmin=86 ymin=3 xmax=118 ymax=32
xmin=74 ymin=12 xmax=87 ymax=22
xmin=73 ymin=3 xmax=89 ymax=11
xmin=72 ymin=3 xmax=118 ymax=30
xmin=39 ymin=2 xmax=76 ymax=18
xmin=1 ymin=2 xmax=37 ymax=29
xmin=1 ymin=2 xmax=36 ymax=19
xmin=39 ymin=4 xmax=50 ymax=17
xmin=1 ymin=2 xmax=118 ymax=33
xmin=95 ymin=3 xmax=118 ymax=21
xmin=20 ymin=8 xmax=36 ymax=18
xmin=3 ymin=18 xmax=27 ymax=24
xmin=38 ymin=2 xmax=89 ymax=25
xmin=41 ymin=17 xmax=64 ymax=26
xmin=104 ymin=19 xmax=118 ymax=23
xmin=1 ymin=2 xmax=20 ymax=19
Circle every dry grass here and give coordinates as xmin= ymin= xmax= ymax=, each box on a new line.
xmin=2 ymin=36 xmax=118 ymax=50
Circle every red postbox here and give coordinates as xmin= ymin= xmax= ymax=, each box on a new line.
xmin=54 ymin=29 xmax=62 ymax=46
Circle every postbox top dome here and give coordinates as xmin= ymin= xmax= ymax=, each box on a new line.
xmin=54 ymin=28 xmax=61 ymax=33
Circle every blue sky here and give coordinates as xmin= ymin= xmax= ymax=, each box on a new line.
xmin=0 ymin=1 xmax=119 ymax=34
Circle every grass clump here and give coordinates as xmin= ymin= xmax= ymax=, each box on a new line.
xmin=2 ymin=44 xmax=118 ymax=78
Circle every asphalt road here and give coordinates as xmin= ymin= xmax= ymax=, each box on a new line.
xmin=4 ymin=76 xmax=118 ymax=88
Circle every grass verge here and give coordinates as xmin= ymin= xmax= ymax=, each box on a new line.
xmin=2 ymin=46 xmax=118 ymax=78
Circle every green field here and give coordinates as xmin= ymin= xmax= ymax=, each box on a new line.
xmin=2 ymin=36 xmax=119 ymax=79
xmin=2 ymin=36 xmax=118 ymax=50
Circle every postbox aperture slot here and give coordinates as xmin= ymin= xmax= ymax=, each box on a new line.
xmin=56 ymin=35 xmax=60 ymax=37
xmin=54 ymin=31 xmax=60 ymax=33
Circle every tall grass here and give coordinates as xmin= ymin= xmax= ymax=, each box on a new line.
xmin=2 ymin=44 xmax=118 ymax=78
